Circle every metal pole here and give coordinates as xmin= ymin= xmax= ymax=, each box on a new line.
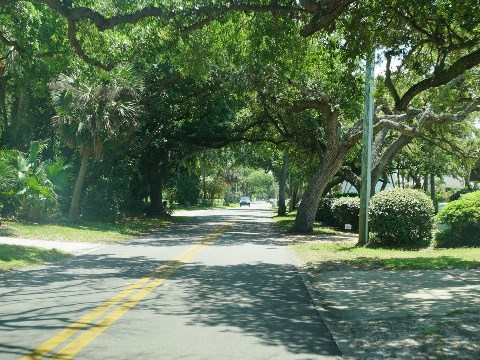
xmin=359 ymin=53 xmax=375 ymax=244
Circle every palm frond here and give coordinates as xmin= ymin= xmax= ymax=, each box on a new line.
xmin=0 ymin=161 xmax=17 ymax=190
xmin=45 ymin=157 xmax=73 ymax=190
xmin=50 ymin=70 xmax=143 ymax=159
xmin=28 ymin=140 xmax=47 ymax=165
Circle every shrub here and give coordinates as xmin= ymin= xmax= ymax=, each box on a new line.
xmin=16 ymin=175 xmax=59 ymax=223
xmin=316 ymin=197 xmax=337 ymax=226
xmin=331 ymin=196 xmax=360 ymax=231
xmin=369 ymin=188 xmax=434 ymax=248
xmin=316 ymin=193 xmax=357 ymax=226
xmin=81 ymin=180 xmax=123 ymax=222
xmin=449 ymin=187 xmax=476 ymax=201
xmin=434 ymin=191 xmax=480 ymax=248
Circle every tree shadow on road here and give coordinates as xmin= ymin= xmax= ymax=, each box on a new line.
xmin=0 ymin=209 xmax=340 ymax=358
xmin=149 ymin=261 xmax=341 ymax=357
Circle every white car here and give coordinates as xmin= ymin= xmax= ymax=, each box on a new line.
xmin=240 ymin=197 xmax=251 ymax=207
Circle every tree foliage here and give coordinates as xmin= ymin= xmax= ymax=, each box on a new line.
xmin=0 ymin=0 xmax=478 ymax=233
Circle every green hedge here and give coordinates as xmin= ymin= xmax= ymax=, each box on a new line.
xmin=434 ymin=191 xmax=480 ymax=248
xmin=449 ymin=187 xmax=476 ymax=201
xmin=369 ymin=188 xmax=434 ymax=249
xmin=316 ymin=193 xmax=357 ymax=227
xmin=331 ymin=196 xmax=360 ymax=232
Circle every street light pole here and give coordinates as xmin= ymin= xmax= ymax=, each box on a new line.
xmin=359 ymin=53 xmax=375 ymax=244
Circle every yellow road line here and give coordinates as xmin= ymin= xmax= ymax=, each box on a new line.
xmin=52 ymin=240 xmax=213 ymax=360
xmin=21 ymin=222 xmax=232 ymax=360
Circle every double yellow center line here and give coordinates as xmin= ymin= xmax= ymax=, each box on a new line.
xmin=21 ymin=222 xmax=233 ymax=360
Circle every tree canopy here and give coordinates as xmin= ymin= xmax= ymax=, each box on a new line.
xmin=0 ymin=0 xmax=478 ymax=230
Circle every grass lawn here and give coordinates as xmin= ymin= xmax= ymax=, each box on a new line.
xmin=0 ymin=217 xmax=175 ymax=243
xmin=292 ymin=240 xmax=480 ymax=271
xmin=274 ymin=211 xmax=480 ymax=271
xmin=0 ymin=244 xmax=70 ymax=272
xmin=274 ymin=211 xmax=345 ymax=236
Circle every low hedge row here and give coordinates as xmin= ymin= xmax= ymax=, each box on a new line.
xmin=316 ymin=193 xmax=358 ymax=227
xmin=331 ymin=197 xmax=360 ymax=232
xmin=317 ymin=188 xmax=479 ymax=249
xmin=434 ymin=191 xmax=480 ymax=248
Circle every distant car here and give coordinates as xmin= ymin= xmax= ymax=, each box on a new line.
xmin=240 ymin=196 xmax=251 ymax=207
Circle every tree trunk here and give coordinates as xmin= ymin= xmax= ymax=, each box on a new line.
xmin=289 ymin=185 xmax=298 ymax=212
xmin=68 ymin=150 xmax=91 ymax=222
xmin=0 ymin=74 xmax=8 ymax=141
xmin=147 ymin=160 xmax=164 ymax=215
xmin=410 ymin=173 xmax=421 ymax=189
xmin=371 ymin=134 xmax=412 ymax=193
xmin=430 ymin=173 xmax=437 ymax=212
xmin=202 ymin=172 xmax=207 ymax=204
xmin=423 ymin=174 xmax=429 ymax=192
xmin=146 ymin=151 xmax=170 ymax=216
xmin=464 ymin=168 xmax=471 ymax=187
xmin=380 ymin=172 xmax=389 ymax=192
xmin=10 ymin=85 xmax=29 ymax=147
xmin=293 ymin=154 xmax=345 ymax=233
xmin=277 ymin=151 xmax=289 ymax=216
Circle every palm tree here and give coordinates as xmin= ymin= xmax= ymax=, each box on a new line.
xmin=0 ymin=155 xmax=16 ymax=226
xmin=50 ymin=69 xmax=141 ymax=222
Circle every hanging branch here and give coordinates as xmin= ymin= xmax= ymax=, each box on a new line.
xmin=396 ymin=48 xmax=480 ymax=110
xmin=67 ymin=20 xmax=114 ymax=71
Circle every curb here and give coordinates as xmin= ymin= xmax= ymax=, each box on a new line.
xmin=289 ymin=247 xmax=344 ymax=358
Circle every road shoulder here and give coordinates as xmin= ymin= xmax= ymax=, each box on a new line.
xmin=289 ymin=239 xmax=480 ymax=359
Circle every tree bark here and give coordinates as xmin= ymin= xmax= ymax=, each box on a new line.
xmin=293 ymin=104 xmax=344 ymax=233
xmin=293 ymin=153 xmax=345 ymax=232
xmin=423 ymin=174 xmax=429 ymax=192
xmin=289 ymin=184 xmax=298 ymax=212
xmin=11 ymin=85 xmax=29 ymax=147
xmin=0 ymin=73 xmax=8 ymax=140
xmin=68 ymin=149 xmax=91 ymax=222
xmin=145 ymin=150 xmax=171 ymax=216
xmin=277 ymin=151 xmax=289 ymax=216
xmin=147 ymin=159 xmax=164 ymax=215
xmin=338 ymin=166 xmax=361 ymax=193
xmin=202 ymin=156 xmax=207 ymax=204
xmin=430 ymin=173 xmax=437 ymax=212
xmin=371 ymin=134 xmax=412 ymax=193
xmin=380 ymin=172 xmax=389 ymax=192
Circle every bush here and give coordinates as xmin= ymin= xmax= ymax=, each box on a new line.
xmin=81 ymin=179 xmax=123 ymax=222
xmin=369 ymin=188 xmax=434 ymax=248
xmin=434 ymin=191 xmax=480 ymax=248
xmin=316 ymin=193 xmax=357 ymax=227
xmin=331 ymin=196 xmax=360 ymax=231
xmin=449 ymin=187 xmax=476 ymax=201
xmin=16 ymin=177 xmax=59 ymax=223
xmin=316 ymin=197 xmax=337 ymax=226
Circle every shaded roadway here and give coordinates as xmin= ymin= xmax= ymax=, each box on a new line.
xmin=0 ymin=203 xmax=340 ymax=359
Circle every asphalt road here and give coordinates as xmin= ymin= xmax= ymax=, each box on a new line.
xmin=0 ymin=202 xmax=340 ymax=360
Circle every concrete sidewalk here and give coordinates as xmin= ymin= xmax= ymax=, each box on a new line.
xmin=0 ymin=236 xmax=104 ymax=254
xmin=310 ymin=269 xmax=480 ymax=320
xmin=303 ymin=269 xmax=480 ymax=359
